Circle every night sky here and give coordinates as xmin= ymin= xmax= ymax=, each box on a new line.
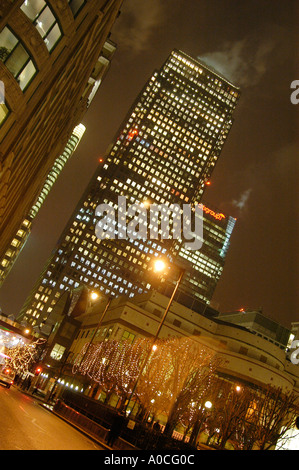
xmin=0 ymin=0 xmax=298 ymax=328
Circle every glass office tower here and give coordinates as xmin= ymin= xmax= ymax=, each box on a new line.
xmin=0 ymin=124 xmax=86 ymax=287
xmin=18 ymin=49 xmax=240 ymax=328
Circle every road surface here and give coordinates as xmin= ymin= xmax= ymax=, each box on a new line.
xmin=0 ymin=385 xmax=105 ymax=450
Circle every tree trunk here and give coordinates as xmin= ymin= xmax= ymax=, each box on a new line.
xmin=163 ymin=402 xmax=179 ymax=437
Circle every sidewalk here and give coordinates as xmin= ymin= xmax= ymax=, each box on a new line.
xmin=16 ymin=385 xmax=135 ymax=450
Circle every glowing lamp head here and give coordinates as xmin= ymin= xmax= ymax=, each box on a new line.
xmin=90 ymin=292 xmax=99 ymax=301
xmin=141 ymin=199 xmax=151 ymax=208
xmin=205 ymin=401 xmax=212 ymax=409
xmin=154 ymin=259 xmax=166 ymax=273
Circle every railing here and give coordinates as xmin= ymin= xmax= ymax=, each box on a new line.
xmin=53 ymin=400 xmax=136 ymax=450
xmin=53 ymin=390 xmax=197 ymax=450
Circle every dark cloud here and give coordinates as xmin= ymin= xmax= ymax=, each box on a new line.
xmin=114 ymin=0 xmax=167 ymax=54
xmin=199 ymin=24 xmax=292 ymax=88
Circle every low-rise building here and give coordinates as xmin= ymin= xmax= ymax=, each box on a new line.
xmin=42 ymin=289 xmax=299 ymax=398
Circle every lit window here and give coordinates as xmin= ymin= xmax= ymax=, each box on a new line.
xmin=11 ymin=239 xmax=19 ymax=247
xmin=21 ymin=0 xmax=62 ymax=52
xmin=121 ymin=330 xmax=136 ymax=343
xmin=50 ymin=343 xmax=66 ymax=361
xmin=0 ymin=27 xmax=37 ymax=90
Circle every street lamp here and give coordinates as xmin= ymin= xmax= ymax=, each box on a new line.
xmin=125 ymin=258 xmax=185 ymax=413
xmin=153 ymin=259 xmax=166 ymax=273
xmin=90 ymin=291 xmax=99 ymax=301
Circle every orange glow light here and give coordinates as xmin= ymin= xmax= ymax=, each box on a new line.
xmin=154 ymin=259 xmax=166 ymax=272
xmin=127 ymin=129 xmax=139 ymax=141
xmin=198 ymin=203 xmax=226 ymax=221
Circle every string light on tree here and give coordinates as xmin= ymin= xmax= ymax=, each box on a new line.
xmin=5 ymin=338 xmax=46 ymax=375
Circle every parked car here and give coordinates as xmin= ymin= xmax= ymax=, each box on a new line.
xmin=0 ymin=365 xmax=15 ymax=388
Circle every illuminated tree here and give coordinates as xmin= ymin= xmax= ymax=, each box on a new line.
xmin=203 ymin=380 xmax=255 ymax=449
xmin=72 ymin=335 xmax=223 ymax=436
xmin=5 ymin=338 xmax=46 ymax=375
xmin=181 ymin=369 xmax=223 ymax=445
xmin=156 ymin=337 xmax=221 ymax=437
xmin=135 ymin=336 xmax=223 ymax=436
xmin=246 ymin=385 xmax=299 ymax=450
xmin=135 ymin=338 xmax=171 ymax=421
xmin=201 ymin=381 xmax=299 ymax=450
xmin=73 ymin=338 xmax=149 ymax=406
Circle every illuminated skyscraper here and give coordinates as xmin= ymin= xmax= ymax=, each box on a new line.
xmin=173 ymin=202 xmax=237 ymax=311
xmin=18 ymin=49 xmax=240 ymax=328
xmin=0 ymin=124 xmax=86 ymax=286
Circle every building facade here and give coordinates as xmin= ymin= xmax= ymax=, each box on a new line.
xmin=17 ymin=49 xmax=240 ymax=329
xmin=68 ymin=291 xmax=299 ymax=395
xmin=0 ymin=0 xmax=123 ymax=260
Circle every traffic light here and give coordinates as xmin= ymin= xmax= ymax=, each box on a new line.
xmin=34 ymin=366 xmax=42 ymax=376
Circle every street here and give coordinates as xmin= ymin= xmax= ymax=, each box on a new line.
xmin=0 ymin=385 xmax=105 ymax=450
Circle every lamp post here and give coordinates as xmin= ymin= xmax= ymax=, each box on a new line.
xmin=149 ymin=261 xmax=185 ymax=347
xmin=125 ymin=259 xmax=185 ymax=414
